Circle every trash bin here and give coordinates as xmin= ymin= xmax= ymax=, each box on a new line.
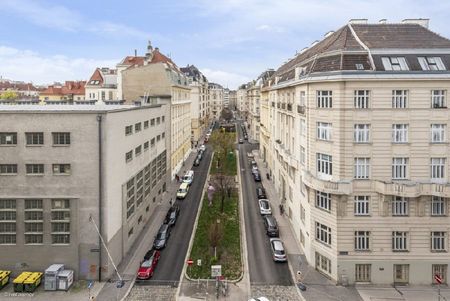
xmin=13 ymin=272 xmax=32 ymax=292
xmin=24 ymin=272 xmax=43 ymax=293
xmin=0 ymin=271 xmax=11 ymax=290
xmin=57 ymin=270 xmax=73 ymax=291
xmin=44 ymin=264 xmax=64 ymax=291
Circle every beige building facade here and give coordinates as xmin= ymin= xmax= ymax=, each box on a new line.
xmin=264 ymin=19 xmax=450 ymax=285
xmin=209 ymin=83 xmax=223 ymax=119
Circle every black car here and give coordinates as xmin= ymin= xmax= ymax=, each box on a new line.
xmin=193 ymin=157 xmax=201 ymax=166
xmin=153 ymin=224 xmax=171 ymax=250
xmin=263 ymin=215 xmax=279 ymax=237
xmin=197 ymin=151 xmax=203 ymax=161
xmin=256 ymin=187 xmax=266 ymax=199
xmin=143 ymin=248 xmax=157 ymax=261
xmin=164 ymin=206 xmax=180 ymax=227
xmin=253 ymin=171 xmax=261 ymax=182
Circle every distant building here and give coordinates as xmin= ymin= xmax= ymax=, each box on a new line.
xmin=228 ymin=90 xmax=237 ymax=110
xmin=223 ymin=88 xmax=230 ymax=108
xmin=209 ymin=83 xmax=223 ymax=119
xmin=0 ymin=103 xmax=169 ymax=281
xmin=85 ymin=68 xmax=121 ymax=104
xmin=39 ymin=81 xmax=86 ymax=104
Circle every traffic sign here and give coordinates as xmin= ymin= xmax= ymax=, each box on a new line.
xmin=435 ymin=274 xmax=443 ymax=284
xmin=187 ymin=259 xmax=194 ymax=266
xmin=197 ymin=259 xmax=202 ymax=266
xmin=211 ymin=265 xmax=222 ymax=277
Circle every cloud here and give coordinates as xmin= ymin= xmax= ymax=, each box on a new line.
xmin=88 ymin=22 xmax=151 ymax=40
xmin=0 ymin=46 xmax=118 ymax=85
xmin=200 ymin=68 xmax=251 ymax=89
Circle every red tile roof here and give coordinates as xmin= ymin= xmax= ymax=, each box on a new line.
xmin=120 ymin=56 xmax=145 ymax=67
xmin=41 ymin=81 xmax=86 ymax=96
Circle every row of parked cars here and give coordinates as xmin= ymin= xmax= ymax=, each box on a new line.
xmin=250 ymin=159 xmax=262 ymax=181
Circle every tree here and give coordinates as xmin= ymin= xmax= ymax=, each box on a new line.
xmin=0 ymin=91 xmax=18 ymax=100
xmin=208 ymin=220 xmax=223 ymax=260
xmin=210 ymin=131 xmax=234 ymax=170
xmin=212 ymin=173 xmax=235 ymax=213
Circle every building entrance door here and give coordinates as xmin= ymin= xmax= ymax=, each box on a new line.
xmin=393 ymin=264 xmax=409 ymax=285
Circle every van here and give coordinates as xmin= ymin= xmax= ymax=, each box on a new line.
xmin=182 ymin=170 xmax=194 ymax=185
xmin=176 ymin=182 xmax=189 ymax=199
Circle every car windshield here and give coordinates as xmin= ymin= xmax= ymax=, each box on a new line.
xmin=156 ymin=232 xmax=166 ymax=239
xmin=183 ymin=176 xmax=190 ymax=181
xmin=260 ymin=201 xmax=268 ymax=209
xmin=178 ymin=188 xmax=186 ymax=193
xmin=141 ymin=260 xmax=152 ymax=267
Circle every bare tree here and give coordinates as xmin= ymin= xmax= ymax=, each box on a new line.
xmin=210 ymin=131 xmax=234 ymax=171
xmin=208 ymin=220 xmax=223 ymax=259
xmin=212 ymin=173 xmax=235 ymax=212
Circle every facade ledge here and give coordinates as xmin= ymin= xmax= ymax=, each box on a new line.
xmin=373 ymin=180 xmax=450 ymax=198
xmin=302 ymin=170 xmax=352 ymax=195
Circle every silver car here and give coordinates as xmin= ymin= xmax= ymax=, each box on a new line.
xmin=269 ymin=238 xmax=287 ymax=262
xmin=258 ymin=199 xmax=271 ymax=215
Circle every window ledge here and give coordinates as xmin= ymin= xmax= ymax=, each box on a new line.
xmin=26 ymin=174 xmax=44 ymax=176
xmin=0 ymin=145 xmax=17 ymax=147
xmin=354 ymin=214 xmax=371 ymax=217
xmin=0 ymin=174 xmax=18 ymax=176
xmin=52 ymin=144 xmax=70 ymax=147
xmin=26 ymin=144 xmax=44 ymax=147
xmin=53 ymin=174 xmax=71 ymax=176
xmin=353 ymin=142 xmax=372 ymax=145
xmin=430 ymin=250 xmax=448 ymax=253
xmin=391 ymin=142 xmax=411 ymax=145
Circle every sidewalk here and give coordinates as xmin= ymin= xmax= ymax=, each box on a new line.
xmin=251 ymin=149 xmax=362 ymax=301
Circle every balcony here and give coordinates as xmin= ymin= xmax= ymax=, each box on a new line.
xmin=297 ymin=105 xmax=305 ymax=114
xmin=302 ymin=171 xmax=352 ymax=195
xmin=373 ymin=181 xmax=450 ymax=198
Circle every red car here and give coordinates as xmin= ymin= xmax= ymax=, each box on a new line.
xmin=137 ymin=249 xmax=160 ymax=279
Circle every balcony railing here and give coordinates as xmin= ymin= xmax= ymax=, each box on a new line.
xmin=302 ymin=171 xmax=352 ymax=195
xmin=297 ymin=105 xmax=305 ymax=114
xmin=374 ymin=181 xmax=450 ymax=198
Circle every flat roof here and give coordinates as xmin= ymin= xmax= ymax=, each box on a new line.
xmin=0 ymin=104 xmax=162 ymax=113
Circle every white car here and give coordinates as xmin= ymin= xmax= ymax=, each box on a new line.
xmin=249 ymin=298 xmax=270 ymax=301
xmin=258 ymin=199 xmax=272 ymax=215
xmin=199 ymin=144 xmax=206 ymax=152
xmin=182 ymin=170 xmax=194 ymax=185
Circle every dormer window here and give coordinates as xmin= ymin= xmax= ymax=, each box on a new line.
xmin=418 ymin=57 xmax=446 ymax=71
xmin=382 ymin=57 xmax=409 ymax=71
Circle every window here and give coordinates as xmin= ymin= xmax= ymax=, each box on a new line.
xmin=135 ymin=145 xmax=142 ymax=156
xmin=0 ymin=199 xmax=16 ymax=245
xmin=157 ymin=135 xmax=161 ymax=142
xmin=355 ymin=231 xmax=370 ymax=251
xmin=392 ymin=90 xmax=408 ymax=108
xmin=354 ymin=124 xmax=370 ymax=143
xmin=52 ymin=132 xmax=70 ymax=145
xmin=431 ymin=124 xmax=446 ymax=143
xmin=382 ymin=57 xmax=409 ymax=71
xmin=431 ymin=231 xmax=446 ymax=252
xmin=392 ymin=231 xmax=408 ymax=251
xmin=300 ymin=91 xmax=306 ymax=106
xmin=25 ymin=132 xmax=44 ymax=145
xmin=431 ymin=158 xmax=446 ymax=180
xmin=150 ymin=118 xmax=155 ymax=126
xmin=317 ymin=122 xmax=332 ymax=141
xmin=354 ymin=196 xmax=370 ymax=216
xmin=125 ymin=151 xmax=133 ymax=163
xmin=300 ymin=146 xmax=306 ymax=165
xmin=316 ymin=191 xmax=331 ymax=211
xmin=0 ymin=132 xmax=17 ymax=145
xmin=0 ymin=164 xmax=17 ymax=175
xmin=135 ymin=122 xmax=141 ymax=132
xmin=162 ymin=132 xmax=165 ymax=139
xmin=162 ymin=116 xmax=165 ymax=123
xmin=392 ymin=124 xmax=408 ymax=143
xmin=355 ymin=264 xmax=371 ymax=282
xmin=144 ymin=120 xmax=149 ymax=129
xmin=157 ymin=117 xmax=161 ymax=125
xmin=126 ymin=178 xmax=135 ymax=219
xmin=418 ymin=57 xmax=446 ymax=71
xmin=392 ymin=158 xmax=408 ymax=179
xmin=431 ymin=196 xmax=447 ymax=216
xmin=151 ymin=138 xmax=155 ymax=147
xmin=317 ymin=153 xmax=332 ymax=178
xmin=315 ymin=252 xmax=331 ymax=275
xmin=433 ymin=265 xmax=447 ymax=284
xmin=392 ymin=196 xmax=409 ymax=216
xmin=354 ymin=90 xmax=370 ymax=108
xmin=51 ymin=199 xmax=70 ymax=244
xmin=144 ymin=141 xmax=149 ymax=151
xmin=317 ymin=91 xmax=332 ymax=108
xmin=125 ymin=125 xmax=133 ymax=135
xmin=24 ymin=199 xmax=43 ymax=245
xmin=300 ymin=119 xmax=306 ymax=137
xmin=431 ymin=90 xmax=446 ymax=108
xmin=26 ymin=164 xmax=44 ymax=175
xmin=315 ymin=222 xmax=332 ymax=245
xmin=52 ymin=164 xmax=71 ymax=175
xmin=128 ymin=227 xmax=134 ymax=237
xmin=354 ymin=158 xmax=370 ymax=179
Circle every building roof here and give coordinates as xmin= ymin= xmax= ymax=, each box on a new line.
xmin=86 ymin=68 xmax=117 ymax=87
xmin=0 ymin=81 xmax=40 ymax=92
xmin=41 ymin=81 xmax=86 ymax=96
xmin=119 ymin=56 xmax=146 ymax=67
xmin=0 ymin=104 xmax=162 ymax=113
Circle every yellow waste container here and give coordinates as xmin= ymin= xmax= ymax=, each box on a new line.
xmin=24 ymin=272 xmax=43 ymax=293
xmin=0 ymin=271 xmax=11 ymax=290
xmin=13 ymin=272 xmax=32 ymax=292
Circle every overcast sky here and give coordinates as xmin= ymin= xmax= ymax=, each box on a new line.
xmin=1 ymin=0 xmax=449 ymax=89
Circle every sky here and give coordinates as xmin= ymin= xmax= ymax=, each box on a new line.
xmin=0 ymin=0 xmax=450 ymax=89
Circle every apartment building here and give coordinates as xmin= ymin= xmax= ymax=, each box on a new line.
xmin=85 ymin=67 xmax=121 ymax=104
xmin=39 ymin=81 xmax=86 ymax=104
xmin=122 ymin=42 xmax=191 ymax=179
xmin=229 ymin=90 xmax=237 ymax=111
xmin=236 ymin=84 xmax=248 ymax=117
xmin=181 ymin=65 xmax=210 ymax=146
xmin=265 ymin=18 xmax=450 ymax=285
xmin=0 ymin=104 xmax=169 ymax=280
xmin=209 ymin=83 xmax=224 ymax=119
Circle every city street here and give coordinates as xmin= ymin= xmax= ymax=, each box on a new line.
xmin=237 ymin=121 xmax=293 ymax=286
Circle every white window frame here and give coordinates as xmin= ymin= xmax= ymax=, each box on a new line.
xmin=316 ymin=191 xmax=331 ymax=212
xmin=392 ymin=157 xmax=409 ymax=180
xmin=354 ymin=124 xmax=370 ymax=143
xmin=354 ymin=90 xmax=370 ymax=109
xmin=317 ymin=122 xmax=332 ymax=141
xmin=317 ymin=153 xmax=332 ymax=179
xmin=431 ymin=124 xmax=446 ymax=143
xmin=315 ymin=222 xmax=332 ymax=246
xmin=431 ymin=158 xmax=446 ymax=180
xmin=392 ymin=196 xmax=409 ymax=216
xmin=354 ymin=196 xmax=370 ymax=216
xmin=382 ymin=57 xmax=409 ymax=71
xmin=392 ymin=231 xmax=408 ymax=251
xmin=392 ymin=124 xmax=409 ymax=143
xmin=432 ymin=90 xmax=447 ymax=108
xmin=316 ymin=90 xmax=332 ymax=108
xmin=354 ymin=158 xmax=370 ymax=179
xmin=431 ymin=231 xmax=447 ymax=252
xmin=392 ymin=90 xmax=408 ymax=108
xmin=355 ymin=264 xmax=371 ymax=282
xmin=431 ymin=196 xmax=447 ymax=216
xmin=418 ymin=57 xmax=446 ymax=71
xmin=355 ymin=231 xmax=370 ymax=251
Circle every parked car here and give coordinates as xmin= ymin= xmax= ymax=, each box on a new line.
xmin=258 ymin=199 xmax=272 ymax=215
xmin=256 ymin=187 xmax=266 ymax=199
xmin=244 ymin=134 xmax=248 ymax=140
xmin=263 ymin=215 xmax=279 ymax=237
xmin=193 ymin=157 xmax=201 ymax=166
xmin=250 ymin=160 xmax=257 ymax=168
xmin=253 ymin=171 xmax=261 ymax=182
xmin=269 ymin=238 xmax=287 ymax=262
xmin=200 ymin=144 xmax=206 ymax=151
xmin=239 ymin=138 xmax=244 ymax=144
xmin=177 ymin=182 xmax=190 ymax=199
xmin=153 ymin=224 xmax=171 ymax=250
xmin=164 ymin=206 xmax=180 ymax=227
xmin=197 ymin=151 xmax=204 ymax=160
xmin=182 ymin=170 xmax=194 ymax=185
xmin=137 ymin=249 xmax=160 ymax=279
xmin=143 ymin=248 xmax=156 ymax=261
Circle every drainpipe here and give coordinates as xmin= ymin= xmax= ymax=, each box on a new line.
xmin=96 ymin=114 xmax=103 ymax=281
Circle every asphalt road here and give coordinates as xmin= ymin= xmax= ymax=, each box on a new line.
xmin=237 ymin=122 xmax=293 ymax=286
xmin=148 ymin=145 xmax=213 ymax=282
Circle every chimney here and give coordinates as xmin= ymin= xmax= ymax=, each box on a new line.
xmin=134 ymin=49 xmax=137 ymax=57
xmin=349 ymin=18 xmax=368 ymax=24
xmin=379 ymin=19 xmax=387 ymax=24
xmin=402 ymin=18 xmax=429 ymax=28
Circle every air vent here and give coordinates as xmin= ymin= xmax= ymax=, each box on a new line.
xmin=339 ymin=251 xmax=349 ymax=255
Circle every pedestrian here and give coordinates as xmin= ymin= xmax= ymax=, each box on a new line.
xmin=175 ymin=174 xmax=179 ymax=182
xmin=169 ymin=198 xmax=173 ymax=207
xmin=279 ymin=204 xmax=284 ymax=215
